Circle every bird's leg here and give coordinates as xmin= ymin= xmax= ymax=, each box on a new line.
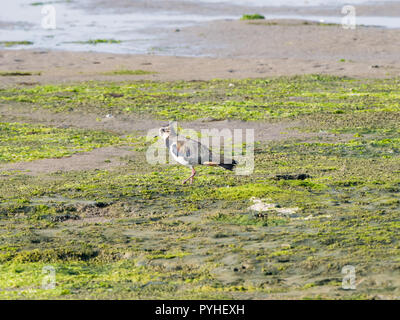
xmin=182 ymin=167 xmax=196 ymax=185
xmin=182 ymin=176 xmax=190 ymax=185
xmin=189 ymin=167 xmax=196 ymax=184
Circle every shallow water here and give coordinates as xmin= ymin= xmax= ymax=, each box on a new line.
xmin=190 ymin=0 xmax=399 ymax=6
xmin=0 ymin=0 xmax=399 ymax=55
xmin=0 ymin=0 xmax=236 ymax=54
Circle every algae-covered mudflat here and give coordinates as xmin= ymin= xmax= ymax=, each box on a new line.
xmin=0 ymin=75 xmax=399 ymax=299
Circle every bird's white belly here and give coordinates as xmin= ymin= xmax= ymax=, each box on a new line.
xmin=170 ymin=150 xmax=190 ymax=166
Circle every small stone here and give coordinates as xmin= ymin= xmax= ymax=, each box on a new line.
xmin=136 ymin=260 xmax=147 ymax=267
xmin=123 ymin=252 xmax=134 ymax=259
xmin=199 ymin=117 xmax=219 ymax=122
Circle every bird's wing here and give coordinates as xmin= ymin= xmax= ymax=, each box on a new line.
xmin=170 ymin=136 xmax=222 ymax=165
xmin=171 ymin=140 xmax=192 ymax=159
xmin=185 ymin=138 xmax=214 ymax=164
xmin=191 ymin=139 xmax=234 ymax=165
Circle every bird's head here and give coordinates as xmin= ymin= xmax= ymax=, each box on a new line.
xmin=158 ymin=126 xmax=171 ymax=140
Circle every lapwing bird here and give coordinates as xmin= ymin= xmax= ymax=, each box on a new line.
xmin=158 ymin=124 xmax=237 ymax=184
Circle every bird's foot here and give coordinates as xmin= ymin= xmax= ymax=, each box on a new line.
xmin=182 ymin=177 xmax=194 ymax=185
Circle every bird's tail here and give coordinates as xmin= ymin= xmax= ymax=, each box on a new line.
xmin=218 ymin=160 xmax=238 ymax=171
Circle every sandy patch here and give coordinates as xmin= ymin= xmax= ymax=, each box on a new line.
xmin=0 ymin=103 xmax=165 ymax=134
xmin=0 ymin=19 xmax=399 ymax=87
xmin=0 ymin=146 xmax=134 ymax=175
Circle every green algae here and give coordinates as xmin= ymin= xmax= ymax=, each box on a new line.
xmin=0 ymin=75 xmax=399 ymax=299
